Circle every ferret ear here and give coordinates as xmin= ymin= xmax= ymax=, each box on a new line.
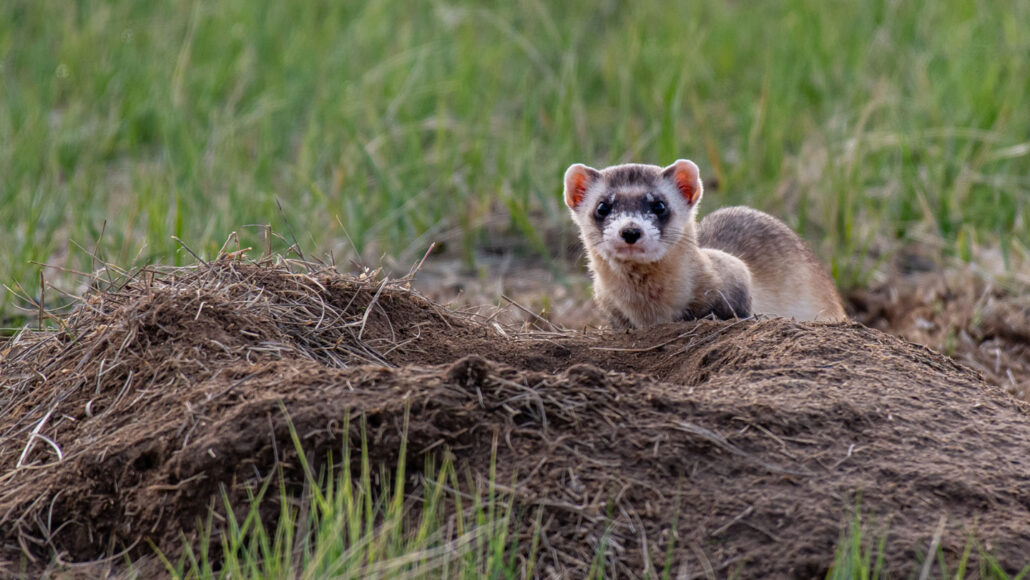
xmin=661 ymin=159 xmax=703 ymax=206
xmin=563 ymin=163 xmax=600 ymax=210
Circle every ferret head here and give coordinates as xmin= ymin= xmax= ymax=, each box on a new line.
xmin=563 ymin=160 xmax=704 ymax=264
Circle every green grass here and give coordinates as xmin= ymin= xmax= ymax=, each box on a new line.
xmin=154 ymin=412 xmax=535 ymax=579
xmin=827 ymin=509 xmax=1030 ymax=580
xmin=2 ymin=0 xmax=1029 ymax=321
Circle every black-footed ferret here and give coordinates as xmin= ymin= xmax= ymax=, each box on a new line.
xmin=563 ymin=159 xmax=847 ymax=329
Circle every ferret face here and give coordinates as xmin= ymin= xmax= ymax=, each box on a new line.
xmin=563 ymin=160 xmax=704 ymax=264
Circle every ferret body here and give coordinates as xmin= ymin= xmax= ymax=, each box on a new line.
xmin=563 ymin=160 xmax=846 ymax=328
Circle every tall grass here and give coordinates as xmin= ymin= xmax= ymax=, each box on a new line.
xmin=3 ymin=0 xmax=1029 ymax=320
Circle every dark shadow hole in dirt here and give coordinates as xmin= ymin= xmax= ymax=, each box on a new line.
xmin=132 ymin=451 xmax=160 ymax=473
xmin=798 ymin=560 xmax=830 ymax=579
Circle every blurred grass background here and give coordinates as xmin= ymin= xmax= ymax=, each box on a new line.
xmin=2 ymin=0 xmax=1028 ymax=322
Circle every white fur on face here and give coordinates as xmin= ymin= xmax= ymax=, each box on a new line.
xmin=567 ymin=164 xmax=700 ymax=268
xmin=597 ymin=212 xmax=666 ymax=263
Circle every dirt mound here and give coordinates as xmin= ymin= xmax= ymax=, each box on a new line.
xmin=850 ymin=264 xmax=1030 ymax=401
xmin=3 ymin=259 xmax=1030 ymax=578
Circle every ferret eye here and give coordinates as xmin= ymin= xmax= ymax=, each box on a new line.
xmin=650 ymin=200 xmax=667 ymax=215
xmin=595 ymin=201 xmax=612 ymax=219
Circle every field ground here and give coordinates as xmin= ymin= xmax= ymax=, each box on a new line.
xmin=3 ymin=261 xmax=1030 ymax=578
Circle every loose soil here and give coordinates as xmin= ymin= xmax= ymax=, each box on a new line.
xmin=2 ymin=259 xmax=1030 ymax=578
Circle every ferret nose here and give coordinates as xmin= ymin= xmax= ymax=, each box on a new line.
xmin=620 ymin=227 xmax=642 ymax=244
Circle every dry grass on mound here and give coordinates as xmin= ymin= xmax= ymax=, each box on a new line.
xmin=3 ymin=257 xmax=1030 ymax=578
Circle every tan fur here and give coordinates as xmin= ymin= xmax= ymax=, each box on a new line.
xmin=697 ymin=206 xmax=847 ymax=322
xmin=565 ymin=161 xmax=846 ymax=328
